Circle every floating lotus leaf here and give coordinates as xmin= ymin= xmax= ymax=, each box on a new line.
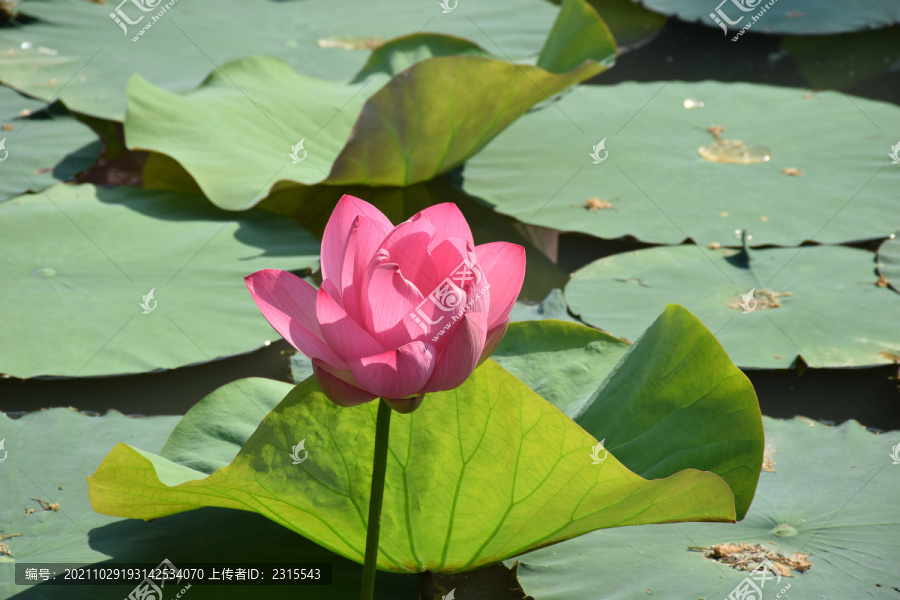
xmin=0 ymin=184 xmax=318 ymax=378
xmin=565 ymin=244 xmax=900 ymax=368
xmin=460 ymin=81 xmax=900 ymax=247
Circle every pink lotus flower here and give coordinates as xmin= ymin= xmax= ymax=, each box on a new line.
xmin=245 ymin=195 xmax=525 ymax=413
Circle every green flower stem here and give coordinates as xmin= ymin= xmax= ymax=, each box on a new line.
xmin=360 ymin=398 xmax=392 ymax=600
xmin=419 ymin=571 xmax=435 ymax=599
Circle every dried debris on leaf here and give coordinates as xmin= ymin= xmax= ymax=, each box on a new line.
xmin=31 ymin=497 xmax=59 ymax=512
xmin=762 ymin=448 xmax=776 ymax=473
xmin=317 ymin=37 xmax=385 ymax=50
xmin=0 ymin=531 xmax=22 ymax=558
xmin=575 ymin=198 xmax=617 ymax=212
xmin=691 ymin=543 xmax=811 ymax=577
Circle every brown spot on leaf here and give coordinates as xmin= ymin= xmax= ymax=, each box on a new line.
xmin=876 ymin=274 xmax=889 ymax=287
xmin=576 ymin=197 xmax=617 ymax=212
xmin=762 ymin=448 xmax=775 ymax=473
xmin=690 ymin=542 xmax=811 ymax=576
xmin=782 ymin=167 xmax=804 ymax=177
xmin=1 ymin=124 xmax=12 ymax=131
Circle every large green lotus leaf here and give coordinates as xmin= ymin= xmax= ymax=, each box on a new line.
xmin=506 ymin=417 xmax=900 ymax=599
xmin=88 ymin=360 xmax=740 ymax=574
xmin=0 ymin=87 xmax=100 ymax=201
xmin=460 ymin=81 xmax=900 ymax=247
xmin=125 ymin=0 xmax=616 ymax=210
xmin=130 ymin=313 xmax=760 ymax=573
xmin=164 ymin=314 xmax=759 ymax=532
xmin=877 ymin=231 xmax=900 ymax=295
xmin=0 ymin=404 xmax=418 ymax=599
xmin=566 ymin=244 xmax=900 ymax=368
xmin=634 ymin=0 xmax=900 ymax=35
xmin=0 ymin=0 xmax=560 ymax=121
xmin=0 ymin=184 xmax=318 ymax=378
